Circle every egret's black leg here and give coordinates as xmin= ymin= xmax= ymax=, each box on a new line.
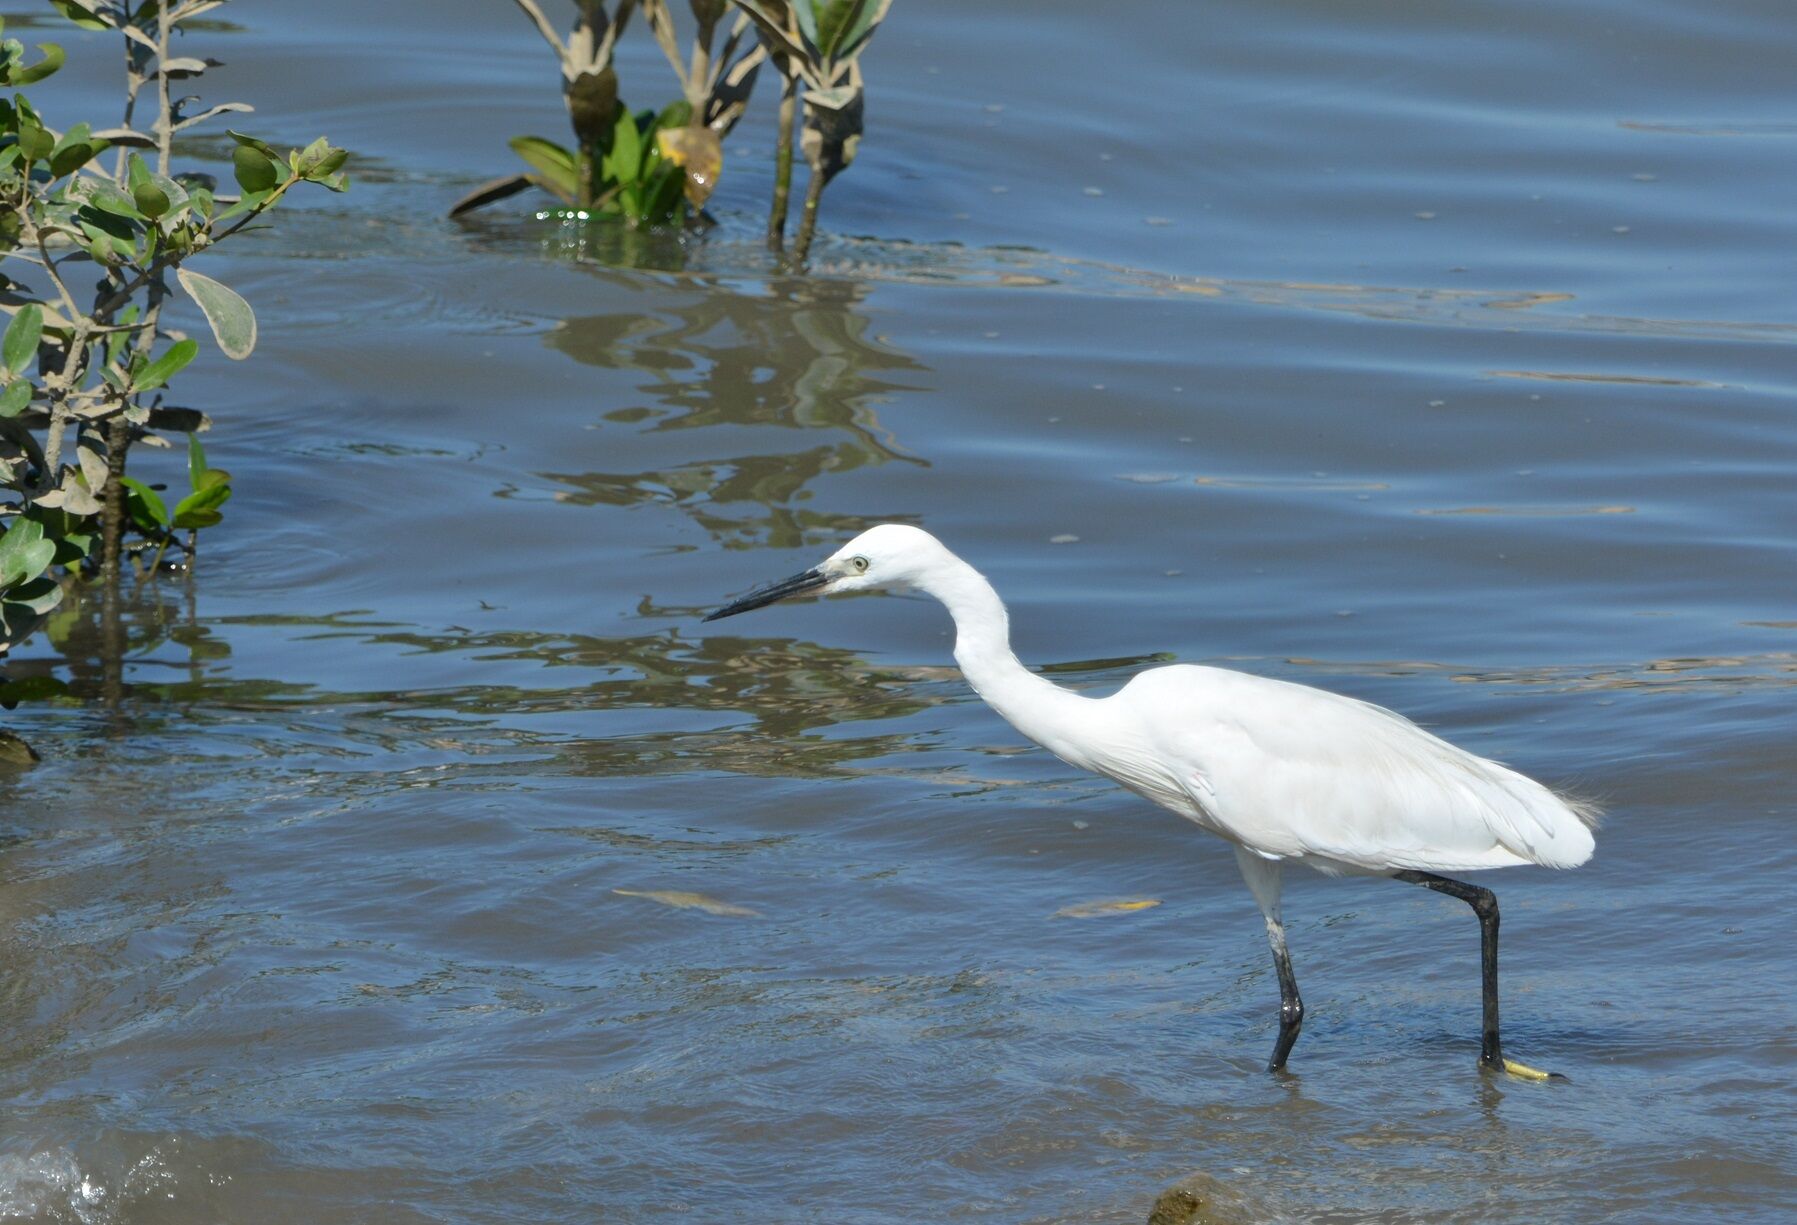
xmin=1234 ymin=847 xmax=1303 ymax=1072
xmin=1266 ymin=916 xmax=1304 ymax=1072
xmin=1394 ymin=871 xmax=1500 ymax=1064
xmin=1394 ymin=870 xmax=1557 ymax=1078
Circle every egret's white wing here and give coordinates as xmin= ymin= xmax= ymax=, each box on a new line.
xmin=1111 ymin=666 xmax=1597 ymax=872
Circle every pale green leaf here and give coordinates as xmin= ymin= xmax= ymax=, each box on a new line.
xmin=3 ymin=304 xmax=41 ymax=378
xmin=176 ymin=268 xmax=256 ymax=359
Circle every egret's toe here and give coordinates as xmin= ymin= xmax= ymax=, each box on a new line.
xmin=1499 ymin=1056 xmax=1567 ymax=1082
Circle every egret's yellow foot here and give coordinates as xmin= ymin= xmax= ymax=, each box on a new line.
xmin=1500 ymin=1057 xmax=1566 ymax=1082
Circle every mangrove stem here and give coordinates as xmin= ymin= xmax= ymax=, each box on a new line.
xmin=768 ymin=76 xmax=797 ymax=252
xmin=791 ymin=169 xmax=826 ymax=263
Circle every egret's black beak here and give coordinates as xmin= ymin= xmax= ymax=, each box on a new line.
xmin=702 ymin=568 xmax=830 ymax=622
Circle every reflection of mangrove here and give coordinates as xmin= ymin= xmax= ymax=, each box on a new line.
xmin=539 ymin=275 xmax=927 ymax=550
xmin=454 ymin=209 xmax=704 ymax=273
xmin=6 ymin=607 xmax=945 ymax=780
xmin=14 ymin=587 xmax=1791 ymax=757
xmin=545 ymin=450 xmax=907 ymax=551
xmin=0 ymin=578 xmax=222 ymax=715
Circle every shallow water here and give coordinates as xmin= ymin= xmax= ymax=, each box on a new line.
xmin=3 ymin=0 xmax=1795 ymax=1221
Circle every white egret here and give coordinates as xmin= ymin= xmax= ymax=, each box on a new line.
xmin=703 ymin=524 xmax=1597 ymax=1077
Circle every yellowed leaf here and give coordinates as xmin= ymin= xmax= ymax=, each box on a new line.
xmin=655 ymin=125 xmax=723 ymax=208
xmin=1051 ymin=898 xmax=1161 ymax=919
xmin=1485 ymin=291 xmax=1574 ymax=310
xmin=613 ymin=888 xmax=758 ymax=917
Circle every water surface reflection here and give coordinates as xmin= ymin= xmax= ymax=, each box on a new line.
xmin=541 ymin=274 xmax=926 ymax=550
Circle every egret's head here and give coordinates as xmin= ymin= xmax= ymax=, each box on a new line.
xmin=702 ymin=523 xmax=946 ymax=622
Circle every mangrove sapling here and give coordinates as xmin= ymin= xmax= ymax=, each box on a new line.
xmin=452 ymin=0 xmax=657 ymax=224
xmin=456 ymin=0 xmax=761 ymax=229
xmin=732 ymin=0 xmax=799 ymax=250
xmin=455 ymin=0 xmax=632 ymax=217
xmin=641 ymin=0 xmax=764 ymax=213
xmin=732 ymin=0 xmax=892 ymax=261
xmin=120 ymin=431 xmax=230 ymax=574
xmin=767 ymin=62 xmax=796 ymax=250
xmin=0 ymin=1 xmax=346 ymax=659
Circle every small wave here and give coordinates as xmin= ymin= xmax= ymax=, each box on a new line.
xmin=0 ymin=1145 xmax=173 ymax=1225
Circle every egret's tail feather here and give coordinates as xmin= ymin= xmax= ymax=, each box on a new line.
xmin=1559 ymin=789 xmax=1605 ymax=831
xmin=1469 ymin=767 xmax=1598 ymax=869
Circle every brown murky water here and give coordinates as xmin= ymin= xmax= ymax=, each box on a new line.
xmin=1 ymin=0 xmax=1794 ymax=1221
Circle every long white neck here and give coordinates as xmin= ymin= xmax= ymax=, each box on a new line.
xmin=913 ymin=552 xmax=1099 ymax=765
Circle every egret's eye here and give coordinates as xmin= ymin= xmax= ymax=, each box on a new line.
xmin=850 ymin=556 xmax=869 ymax=573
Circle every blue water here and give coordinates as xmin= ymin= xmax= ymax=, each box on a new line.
xmin=1 ymin=1 xmax=1793 ymax=1221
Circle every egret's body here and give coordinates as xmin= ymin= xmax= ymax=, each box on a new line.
xmin=704 ymin=524 xmax=1597 ymax=1076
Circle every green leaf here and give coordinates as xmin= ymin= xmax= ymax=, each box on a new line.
xmin=132 ymin=177 xmax=171 ymax=218
xmin=604 ymin=110 xmax=643 ymax=187
xmin=0 ymin=380 xmax=30 ymax=418
xmin=224 ymin=129 xmax=277 ymax=157
xmin=508 ymin=136 xmax=574 ymax=176
xmin=0 ymin=518 xmax=43 ymax=554
xmin=175 ymin=268 xmax=256 ymax=360
xmin=16 ymin=116 xmax=53 ymax=163
xmin=172 ymin=479 xmax=230 ymax=529
xmin=186 ymin=430 xmax=207 ymax=487
xmin=292 ymin=137 xmax=345 ymax=180
xmin=80 ymin=177 xmax=144 ymax=221
xmin=133 ymin=337 xmax=198 ymax=392
xmin=147 ymin=170 xmax=187 ymax=214
xmin=508 ymin=136 xmax=577 ymax=200
xmin=49 ymin=528 xmax=90 ymax=566
xmin=2 ymin=576 xmax=63 ymax=616
xmin=13 ymin=42 xmax=66 ymax=86
xmin=122 ymin=150 xmax=170 ymax=216
xmin=0 ymin=519 xmax=55 ymax=589
xmin=293 ymin=136 xmax=331 ymax=174
xmin=77 ymin=220 xmax=124 ymax=264
xmin=50 ymin=1 xmax=109 ymax=30
xmin=79 ymin=205 xmax=135 ymax=243
xmin=231 ymin=144 xmax=276 ymax=193
xmin=118 ymin=476 xmax=169 ymax=531
xmin=638 ymin=163 xmax=685 ymax=225
xmin=815 ymin=0 xmax=856 ymax=56
xmin=4 ymin=304 xmax=41 ymax=378
xmin=793 ymin=0 xmax=821 ymax=51
xmin=836 ymin=0 xmax=891 ymax=59
xmin=308 ymin=146 xmax=348 ymax=179
xmin=49 ymin=121 xmax=104 ymax=177
xmin=211 ymin=187 xmax=270 ymax=225
xmin=172 ymin=506 xmax=223 ymax=529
